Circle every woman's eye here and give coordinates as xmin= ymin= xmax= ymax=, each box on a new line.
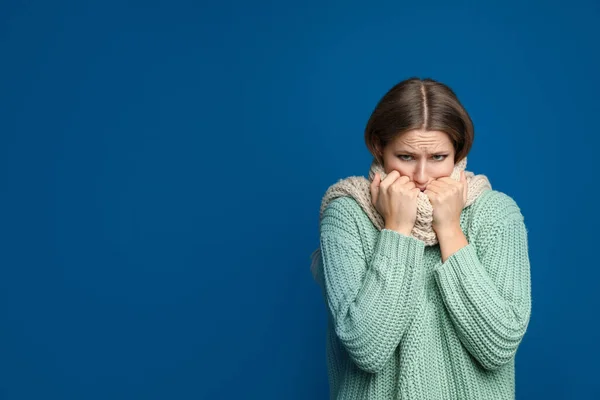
xmin=397 ymin=155 xmax=447 ymax=161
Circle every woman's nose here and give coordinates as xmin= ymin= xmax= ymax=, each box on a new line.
xmin=413 ymin=163 xmax=428 ymax=186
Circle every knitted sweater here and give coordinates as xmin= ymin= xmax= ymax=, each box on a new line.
xmin=313 ymin=189 xmax=531 ymax=399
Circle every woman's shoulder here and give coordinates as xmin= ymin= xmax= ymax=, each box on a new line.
xmin=468 ymin=188 xmax=525 ymax=230
xmin=322 ymin=196 xmax=367 ymax=223
xmin=320 ymin=196 xmax=376 ymax=237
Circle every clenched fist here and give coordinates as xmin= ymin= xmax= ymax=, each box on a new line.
xmin=370 ymin=170 xmax=421 ymax=236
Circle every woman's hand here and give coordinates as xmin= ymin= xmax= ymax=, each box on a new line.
xmin=424 ymin=170 xmax=468 ymax=234
xmin=370 ymin=170 xmax=421 ymax=236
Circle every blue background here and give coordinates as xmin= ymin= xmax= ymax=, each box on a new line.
xmin=1 ymin=0 xmax=598 ymax=399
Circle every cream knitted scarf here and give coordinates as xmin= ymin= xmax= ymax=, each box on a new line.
xmin=310 ymin=156 xmax=492 ymax=281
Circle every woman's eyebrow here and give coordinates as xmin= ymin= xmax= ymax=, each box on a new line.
xmin=395 ymin=149 xmax=449 ymax=155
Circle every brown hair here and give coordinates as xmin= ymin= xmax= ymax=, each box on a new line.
xmin=364 ymin=77 xmax=474 ymax=165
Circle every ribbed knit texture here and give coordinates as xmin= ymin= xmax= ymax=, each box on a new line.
xmin=313 ymin=189 xmax=532 ymax=399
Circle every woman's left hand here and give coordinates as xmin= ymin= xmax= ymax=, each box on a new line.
xmin=424 ymin=170 xmax=468 ymax=233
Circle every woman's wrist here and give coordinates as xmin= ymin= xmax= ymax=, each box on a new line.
xmin=434 ymin=222 xmax=463 ymax=240
xmin=435 ymin=223 xmax=468 ymax=262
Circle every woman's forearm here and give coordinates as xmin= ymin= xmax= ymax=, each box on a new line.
xmin=436 ymin=224 xmax=469 ymax=263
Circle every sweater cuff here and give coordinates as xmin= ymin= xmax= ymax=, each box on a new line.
xmin=377 ymin=229 xmax=426 ymax=261
xmin=434 ymin=243 xmax=481 ymax=279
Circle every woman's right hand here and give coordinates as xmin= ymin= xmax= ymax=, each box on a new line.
xmin=370 ymin=170 xmax=420 ymax=236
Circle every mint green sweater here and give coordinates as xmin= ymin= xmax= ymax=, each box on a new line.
xmin=313 ymin=189 xmax=531 ymax=399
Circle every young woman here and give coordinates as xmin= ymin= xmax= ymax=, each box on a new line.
xmin=310 ymin=77 xmax=532 ymax=399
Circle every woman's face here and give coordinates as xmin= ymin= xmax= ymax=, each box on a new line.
xmin=381 ymin=129 xmax=455 ymax=192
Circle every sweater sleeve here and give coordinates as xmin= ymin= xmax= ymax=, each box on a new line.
xmin=319 ymin=197 xmax=426 ymax=374
xmin=433 ymin=196 xmax=532 ymax=371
